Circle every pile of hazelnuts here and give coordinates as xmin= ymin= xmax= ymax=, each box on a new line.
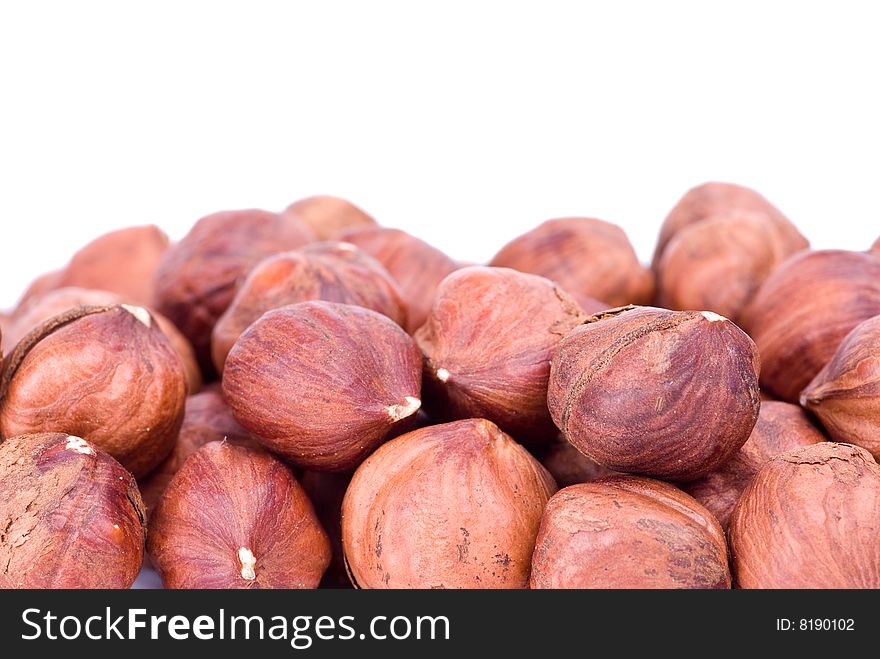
xmin=2 ymin=184 xmax=880 ymax=590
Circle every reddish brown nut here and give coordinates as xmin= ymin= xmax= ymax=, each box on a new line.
xmin=548 ymin=305 xmax=761 ymax=481
xmin=138 ymin=388 xmax=259 ymax=516
xmin=341 ymin=419 xmax=557 ymax=589
xmin=52 ymin=225 xmax=170 ymax=307
xmin=0 ymin=433 xmax=146 ymax=589
xmin=683 ymin=401 xmax=824 ymax=527
xmin=538 ymin=437 xmax=616 ymax=488
xmin=530 ymin=475 xmax=730 ymax=589
xmin=15 ymin=269 xmax=63 ymax=309
xmin=153 ymin=209 xmax=314 ymax=372
xmin=4 ymin=287 xmax=201 ymax=394
xmin=741 ymin=250 xmax=880 ymax=403
xmin=653 ymin=181 xmax=803 ymax=267
xmin=301 ymin=471 xmax=352 ymax=588
xmin=416 ymin=266 xmax=586 ymax=445
xmin=335 ymin=226 xmax=460 ymax=333
xmin=490 ymin=218 xmax=653 ymax=309
xmin=211 ymin=242 xmax=407 ymax=372
xmin=284 ymin=195 xmax=377 ymax=240
xmin=148 ymin=441 xmax=330 ymax=588
xmin=0 ymin=305 xmax=187 ymax=478
xmin=728 ymin=442 xmax=880 ymax=588
xmin=223 ymin=301 xmax=422 ymax=472
xmin=801 ymin=315 xmax=880 ymax=459
xmin=656 ymin=211 xmax=808 ymax=322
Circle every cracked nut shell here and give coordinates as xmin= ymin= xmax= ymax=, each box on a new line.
xmin=148 ymin=441 xmax=330 ymax=588
xmin=0 ymin=433 xmax=146 ymax=589
xmin=341 ymin=418 xmax=557 ymax=589
xmin=548 ymin=305 xmax=761 ymax=481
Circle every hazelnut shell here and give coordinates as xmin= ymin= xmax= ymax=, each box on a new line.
xmin=537 ymin=436 xmax=616 ymax=488
xmin=283 ymin=195 xmax=377 ymax=240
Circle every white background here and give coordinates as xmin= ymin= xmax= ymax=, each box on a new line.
xmin=2 ymin=1 xmax=879 ymax=309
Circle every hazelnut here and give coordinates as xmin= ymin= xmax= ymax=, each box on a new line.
xmin=537 ymin=436 xmax=616 ymax=488
xmin=211 ymin=241 xmax=407 ymax=372
xmin=530 ymin=475 xmax=730 ymax=589
xmin=0 ymin=305 xmax=187 ymax=478
xmin=728 ymin=442 xmax=880 ymax=588
xmin=138 ymin=388 xmax=259 ymax=517
xmin=683 ymin=401 xmax=825 ymax=527
xmin=153 ymin=209 xmax=315 ymax=372
xmin=656 ymin=211 xmax=808 ymax=322
xmin=741 ymin=250 xmax=880 ymax=403
xmin=223 ymin=301 xmax=422 ymax=472
xmin=3 ymin=287 xmax=201 ymax=394
xmin=801 ymin=315 xmax=880 ymax=459
xmin=489 ymin=217 xmax=653 ymax=309
xmin=52 ymin=225 xmax=170 ymax=307
xmin=0 ymin=433 xmax=146 ymax=589
xmin=341 ymin=418 xmax=557 ymax=588
xmin=15 ymin=269 xmax=63 ymax=309
xmin=148 ymin=441 xmax=330 ymax=588
xmin=283 ymin=195 xmax=377 ymax=240
xmin=653 ymin=181 xmax=803 ymax=267
xmin=416 ymin=266 xmax=586 ymax=445
xmin=301 ymin=471 xmax=352 ymax=588
xmin=548 ymin=305 xmax=760 ymax=481
xmin=336 ymin=226 xmax=460 ymax=333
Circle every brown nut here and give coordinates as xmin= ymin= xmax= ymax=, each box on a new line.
xmin=223 ymin=301 xmax=422 ymax=472
xmin=741 ymin=250 xmax=880 ymax=403
xmin=728 ymin=442 xmax=880 ymax=588
xmin=0 ymin=305 xmax=187 ymax=478
xmin=301 ymin=470 xmax=352 ymax=589
xmin=211 ymin=241 xmax=407 ymax=372
xmin=537 ymin=436 xmax=616 ymax=488
xmin=4 ymin=287 xmax=201 ymax=394
xmin=656 ymin=211 xmax=808 ymax=322
xmin=683 ymin=401 xmax=825 ymax=527
xmin=336 ymin=226 xmax=460 ymax=333
xmin=52 ymin=225 xmax=170 ymax=307
xmin=490 ymin=217 xmax=653 ymax=309
xmin=653 ymin=181 xmax=803 ymax=267
xmin=14 ymin=269 xmax=63 ymax=310
xmin=138 ymin=388 xmax=259 ymax=517
xmin=153 ymin=209 xmax=315 ymax=372
xmin=801 ymin=315 xmax=880 ymax=459
xmin=341 ymin=418 xmax=557 ymax=589
xmin=148 ymin=441 xmax=330 ymax=589
xmin=0 ymin=433 xmax=146 ymax=589
xmin=283 ymin=195 xmax=377 ymax=240
xmin=530 ymin=475 xmax=730 ymax=589
xmin=416 ymin=266 xmax=586 ymax=445
xmin=548 ymin=305 xmax=761 ymax=481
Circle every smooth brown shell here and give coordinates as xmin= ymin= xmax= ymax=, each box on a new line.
xmin=416 ymin=266 xmax=586 ymax=445
xmin=683 ymin=401 xmax=825 ymax=527
xmin=656 ymin=211 xmax=808 ymax=322
xmin=728 ymin=442 xmax=880 ymax=588
xmin=211 ymin=242 xmax=407 ymax=372
xmin=336 ymin=226 xmax=460 ymax=333
xmin=801 ymin=315 xmax=880 ymax=459
xmin=283 ymin=195 xmax=377 ymax=240
xmin=341 ymin=418 xmax=557 ymax=589
xmin=138 ymin=389 xmax=259 ymax=517
xmin=0 ymin=305 xmax=187 ymax=478
xmin=653 ymin=181 xmax=802 ymax=267
xmin=0 ymin=433 xmax=146 ymax=588
xmin=530 ymin=475 xmax=730 ymax=589
xmin=741 ymin=250 xmax=880 ymax=403
xmin=548 ymin=305 xmax=761 ymax=481
xmin=223 ymin=301 xmax=423 ymax=472
xmin=153 ymin=209 xmax=315 ymax=371
xmin=490 ymin=217 xmax=653 ymax=309
xmin=537 ymin=437 xmax=616 ymax=488
xmin=148 ymin=441 xmax=330 ymax=589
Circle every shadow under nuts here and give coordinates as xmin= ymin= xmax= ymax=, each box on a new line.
xmin=223 ymin=301 xmax=423 ymax=472
xmin=0 ymin=305 xmax=187 ymax=479
xmin=728 ymin=442 xmax=880 ymax=588
xmin=530 ymin=475 xmax=730 ymax=589
xmin=547 ymin=305 xmax=761 ymax=481
xmin=0 ymin=433 xmax=146 ymax=589
xmin=148 ymin=441 xmax=331 ymax=589
xmin=341 ymin=418 xmax=557 ymax=588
